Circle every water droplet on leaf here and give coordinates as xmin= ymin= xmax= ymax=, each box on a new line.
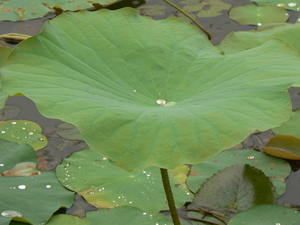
xmin=11 ymin=121 xmax=16 ymax=125
xmin=46 ymin=185 xmax=51 ymax=188
xmin=288 ymin=2 xmax=297 ymax=7
xmin=18 ymin=185 xmax=26 ymax=190
xmin=1 ymin=210 xmax=23 ymax=218
xmin=156 ymin=99 xmax=166 ymax=105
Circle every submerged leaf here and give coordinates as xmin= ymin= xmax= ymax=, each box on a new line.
xmin=193 ymin=164 xmax=276 ymax=215
xmin=2 ymin=8 xmax=300 ymax=172
xmin=229 ymin=5 xmax=289 ymax=26
xmin=263 ymin=134 xmax=300 ymax=160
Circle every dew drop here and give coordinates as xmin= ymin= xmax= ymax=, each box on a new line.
xmin=1 ymin=131 xmax=5 ymax=133
xmin=28 ymin=132 xmax=34 ymax=135
xmin=129 ymin=201 xmax=133 ymax=204
xmin=133 ymin=90 xmax=137 ymax=92
xmin=277 ymin=3 xmax=285 ymax=7
xmin=0 ymin=164 xmax=4 ymax=166
xmin=22 ymin=127 xmax=26 ymax=130
xmin=18 ymin=185 xmax=26 ymax=190
xmin=247 ymin=156 xmax=255 ymax=160
xmin=142 ymin=212 xmax=147 ymax=215
xmin=39 ymin=138 xmax=44 ymax=141
xmin=102 ymin=157 xmax=107 ymax=160
xmin=156 ymin=99 xmax=166 ymax=105
xmin=288 ymin=2 xmax=297 ymax=6
xmin=46 ymin=185 xmax=51 ymax=188
xmin=257 ymin=23 xmax=262 ymax=26
xmin=1 ymin=210 xmax=23 ymax=218
xmin=276 ymin=223 xmax=281 ymax=225
xmin=11 ymin=122 xmax=17 ymax=125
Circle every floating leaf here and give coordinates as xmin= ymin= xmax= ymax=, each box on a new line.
xmin=47 ymin=206 xmax=173 ymax=225
xmin=2 ymin=162 xmax=41 ymax=177
xmin=263 ymin=134 xmax=300 ymax=160
xmin=0 ymin=0 xmax=118 ymax=21
xmin=0 ymin=139 xmax=74 ymax=225
xmin=187 ymin=149 xmax=290 ymax=196
xmin=253 ymin=0 xmax=300 ymax=10
xmin=228 ymin=204 xmax=300 ymax=225
xmin=193 ymin=164 xmax=276 ymax=215
xmin=2 ymin=8 xmax=300 ymax=172
xmin=0 ymin=120 xmax=47 ymax=150
xmin=181 ymin=0 xmax=232 ymax=18
xmin=0 ymin=47 xmax=12 ymax=109
xmin=229 ymin=5 xmax=289 ymax=26
xmin=273 ymin=109 xmax=300 ymax=138
xmin=56 ymin=148 xmax=192 ymax=214
xmin=56 ymin=122 xmax=84 ymax=141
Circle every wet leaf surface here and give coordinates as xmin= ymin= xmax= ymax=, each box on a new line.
xmin=253 ymin=0 xmax=300 ymax=10
xmin=0 ymin=139 xmax=74 ymax=225
xmin=228 ymin=204 xmax=300 ymax=225
xmin=47 ymin=206 xmax=173 ymax=225
xmin=263 ymin=134 xmax=300 ymax=160
xmin=193 ymin=164 xmax=276 ymax=215
xmin=229 ymin=5 xmax=289 ymax=25
xmin=56 ymin=147 xmax=192 ymax=214
xmin=0 ymin=120 xmax=47 ymax=150
xmin=187 ymin=149 xmax=290 ymax=196
xmin=2 ymin=8 xmax=300 ymax=172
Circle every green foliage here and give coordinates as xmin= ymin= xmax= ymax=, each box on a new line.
xmin=2 ymin=8 xmax=300 ymax=172
xmin=229 ymin=5 xmax=289 ymax=25
xmin=0 ymin=139 xmax=74 ymax=225
xmin=273 ymin=109 xmax=300 ymax=137
xmin=253 ymin=0 xmax=300 ymax=10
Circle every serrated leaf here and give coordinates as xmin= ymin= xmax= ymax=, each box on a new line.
xmin=193 ymin=164 xmax=276 ymax=215
xmin=2 ymin=8 xmax=300 ymax=172
xmin=263 ymin=134 xmax=300 ymax=160
xmin=187 ymin=149 xmax=290 ymax=196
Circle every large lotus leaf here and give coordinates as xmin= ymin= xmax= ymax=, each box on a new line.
xmin=228 ymin=204 xmax=300 ymax=225
xmin=2 ymin=8 xmax=300 ymax=172
xmin=46 ymin=206 xmax=173 ymax=225
xmin=0 ymin=120 xmax=47 ymax=150
xmin=0 ymin=47 xmax=11 ymax=109
xmin=0 ymin=139 xmax=74 ymax=225
xmin=220 ymin=23 xmax=300 ymax=54
xmin=187 ymin=149 xmax=290 ymax=196
xmin=253 ymin=0 xmax=300 ymax=10
xmin=56 ymin=147 xmax=192 ymax=214
xmin=0 ymin=0 xmax=117 ymax=22
xmin=193 ymin=164 xmax=276 ymax=215
xmin=273 ymin=109 xmax=300 ymax=138
xmin=229 ymin=5 xmax=289 ymax=25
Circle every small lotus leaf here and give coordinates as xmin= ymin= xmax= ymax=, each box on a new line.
xmin=229 ymin=5 xmax=289 ymax=26
xmin=0 ymin=0 xmax=118 ymax=21
xmin=273 ymin=109 xmax=300 ymax=138
xmin=187 ymin=149 xmax=290 ymax=196
xmin=2 ymin=8 xmax=300 ymax=172
xmin=228 ymin=204 xmax=300 ymax=225
xmin=253 ymin=0 xmax=300 ymax=10
xmin=193 ymin=164 xmax=276 ymax=215
xmin=56 ymin=147 xmax=192 ymax=214
xmin=0 ymin=139 xmax=74 ymax=225
xmin=181 ymin=0 xmax=232 ymax=18
xmin=0 ymin=120 xmax=47 ymax=150
xmin=263 ymin=134 xmax=300 ymax=160
xmin=46 ymin=206 xmax=173 ymax=225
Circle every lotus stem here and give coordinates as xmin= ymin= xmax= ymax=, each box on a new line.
xmin=163 ymin=0 xmax=212 ymax=40
xmin=160 ymin=168 xmax=181 ymax=225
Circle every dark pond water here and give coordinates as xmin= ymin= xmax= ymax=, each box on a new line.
xmin=1 ymin=0 xmax=300 ymax=218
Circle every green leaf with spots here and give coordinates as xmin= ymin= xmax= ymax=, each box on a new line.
xmin=0 ymin=139 xmax=74 ymax=225
xmin=252 ymin=0 xmax=300 ymax=10
xmin=46 ymin=206 xmax=173 ymax=225
xmin=2 ymin=8 xmax=300 ymax=172
xmin=228 ymin=205 xmax=300 ymax=225
xmin=187 ymin=149 xmax=290 ymax=196
xmin=0 ymin=0 xmax=118 ymax=21
xmin=56 ymin=147 xmax=192 ymax=214
xmin=229 ymin=5 xmax=289 ymax=25
xmin=0 ymin=120 xmax=47 ymax=150
xmin=193 ymin=164 xmax=276 ymax=215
